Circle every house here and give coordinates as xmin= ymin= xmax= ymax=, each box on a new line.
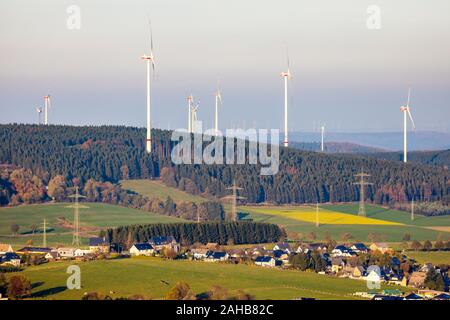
xmin=130 ymin=243 xmax=154 ymax=256
xmin=273 ymin=242 xmax=291 ymax=253
xmin=432 ymin=293 xmax=450 ymax=300
xmin=403 ymin=293 xmax=423 ymax=300
xmin=74 ymin=249 xmax=91 ymax=257
xmin=57 ymin=247 xmax=77 ymax=258
xmin=255 ymin=256 xmax=277 ymax=267
xmin=0 ymin=244 xmax=13 ymax=254
xmin=331 ymin=257 xmax=345 ymax=273
xmin=371 ymin=294 xmax=403 ymax=301
xmin=352 ymin=266 xmax=366 ymax=278
xmin=251 ymin=246 xmax=267 ymax=256
xmin=16 ymin=247 xmax=52 ymax=255
xmin=331 ymin=245 xmax=355 ymax=257
xmin=191 ymin=248 xmax=210 ymax=260
xmin=148 ymin=236 xmax=180 ymax=253
xmin=350 ymin=243 xmax=368 ymax=253
xmin=45 ymin=251 xmax=60 ymax=260
xmin=295 ymin=245 xmax=309 ymax=254
xmin=205 ymin=251 xmax=228 ymax=262
xmin=369 ymin=242 xmax=392 ymax=254
xmin=408 ymin=272 xmax=427 ymax=288
xmin=0 ymin=252 xmax=21 ymax=267
xmin=228 ymin=249 xmax=245 ymax=259
xmin=365 ymin=269 xmax=382 ymax=289
xmin=307 ymin=243 xmax=328 ymax=252
xmin=420 ymin=263 xmax=434 ymax=273
xmin=89 ymin=237 xmax=110 ymax=253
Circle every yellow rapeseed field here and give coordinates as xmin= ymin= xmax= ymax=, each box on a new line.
xmin=250 ymin=207 xmax=402 ymax=225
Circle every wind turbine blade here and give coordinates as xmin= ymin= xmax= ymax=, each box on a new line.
xmin=406 ymin=87 xmax=411 ymax=106
xmin=217 ymin=90 xmax=222 ymax=104
xmin=407 ymin=108 xmax=416 ymax=131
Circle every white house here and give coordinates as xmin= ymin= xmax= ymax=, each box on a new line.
xmin=273 ymin=243 xmax=291 ymax=254
xmin=255 ymin=256 xmax=277 ymax=267
xmin=205 ymin=251 xmax=228 ymax=262
xmin=74 ymin=249 xmax=91 ymax=257
xmin=130 ymin=243 xmax=154 ymax=256
xmin=0 ymin=252 xmax=21 ymax=267
xmin=57 ymin=247 xmax=77 ymax=258
xmin=331 ymin=245 xmax=356 ymax=257
xmin=191 ymin=248 xmax=210 ymax=260
xmin=45 ymin=250 xmax=60 ymax=260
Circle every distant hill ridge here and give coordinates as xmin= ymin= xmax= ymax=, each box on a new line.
xmin=0 ymin=124 xmax=448 ymax=206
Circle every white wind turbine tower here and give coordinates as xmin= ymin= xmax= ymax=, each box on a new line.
xmin=43 ymin=95 xmax=51 ymax=125
xmin=141 ymin=21 xmax=156 ymax=154
xmin=321 ymin=124 xmax=325 ymax=152
xmin=400 ymin=88 xmax=416 ymax=163
xmin=191 ymin=103 xmax=199 ymax=133
xmin=187 ymin=95 xmax=193 ymax=133
xmin=36 ymin=107 xmax=43 ymax=125
xmin=280 ymin=53 xmax=291 ymax=148
xmin=214 ymin=86 xmax=222 ymax=136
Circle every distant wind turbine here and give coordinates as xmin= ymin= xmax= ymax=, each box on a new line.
xmin=187 ymin=95 xmax=193 ymax=133
xmin=36 ymin=107 xmax=43 ymax=125
xmin=191 ymin=103 xmax=199 ymax=133
xmin=321 ymin=124 xmax=325 ymax=152
xmin=43 ymin=95 xmax=51 ymax=125
xmin=400 ymin=88 xmax=416 ymax=163
xmin=141 ymin=21 xmax=156 ymax=153
xmin=280 ymin=52 xmax=291 ymax=148
xmin=214 ymin=84 xmax=222 ymax=136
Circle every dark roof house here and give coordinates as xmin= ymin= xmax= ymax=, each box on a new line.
xmin=149 ymin=236 xmax=177 ymax=246
xmin=89 ymin=237 xmax=108 ymax=246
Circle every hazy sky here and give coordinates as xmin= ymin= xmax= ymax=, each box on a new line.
xmin=1 ymin=0 xmax=449 ymax=132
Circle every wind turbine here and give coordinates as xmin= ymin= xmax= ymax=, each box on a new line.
xmin=400 ymin=88 xmax=416 ymax=163
xmin=280 ymin=52 xmax=291 ymax=148
xmin=43 ymin=95 xmax=51 ymax=125
xmin=141 ymin=21 xmax=156 ymax=153
xmin=321 ymin=124 xmax=325 ymax=152
xmin=187 ymin=95 xmax=193 ymax=133
xmin=36 ymin=107 xmax=43 ymax=125
xmin=191 ymin=103 xmax=199 ymax=133
xmin=214 ymin=85 xmax=222 ymax=136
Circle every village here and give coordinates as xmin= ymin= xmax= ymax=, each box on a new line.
xmin=1 ymin=238 xmax=449 ymax=300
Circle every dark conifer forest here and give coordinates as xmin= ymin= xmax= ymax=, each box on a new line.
xmin=0 ymin=124 xmax=449 ymax=207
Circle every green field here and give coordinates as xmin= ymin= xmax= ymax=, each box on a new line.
xmin=120 ymin=179 xmax=206 ymax=204
xmin=15 ymin=257 xmax=407 ymax=300
xmin=405 ymin=251 xmax=450 ymax=265
xmin=242 ymin=204 xmax=450 ymax=242
xmin=0 ymin=203 xmax=184 ymax=248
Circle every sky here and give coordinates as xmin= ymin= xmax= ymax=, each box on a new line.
xmin=1 ymin=0 xmax=450 ymax=133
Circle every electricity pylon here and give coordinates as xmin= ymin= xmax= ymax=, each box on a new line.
xmin=40 ymin=218 xmax=47 ymax=248
xmin=66 ymin=186 xmax=88 ymax=247
xmin=353 ymin=170 xmax=373 ymax=217
xmin=222 ymin=180 xmax=246 ymax=221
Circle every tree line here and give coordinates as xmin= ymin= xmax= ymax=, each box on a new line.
xmin=106 ymin=221 xmax=285 ymax=246
xmin=1 ymin=124 xmax=448 ymax=208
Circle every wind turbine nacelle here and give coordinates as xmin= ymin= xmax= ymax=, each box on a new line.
xmin=400 ymin=106 xmax=408 ymax=112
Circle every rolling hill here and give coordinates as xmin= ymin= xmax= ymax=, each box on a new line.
xmin=0 ymin=202 xmax=184 ymax=248
xmin=242 ymin=204 xmax=450 ymax=242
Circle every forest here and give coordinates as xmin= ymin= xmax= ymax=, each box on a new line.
xmin=105 ymin=221 xmax=285 ymax=246
xmin=359 ymin=149 xmax=450 ymax=168
xmin=0 ymin=124 xmax=449 ymax=208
